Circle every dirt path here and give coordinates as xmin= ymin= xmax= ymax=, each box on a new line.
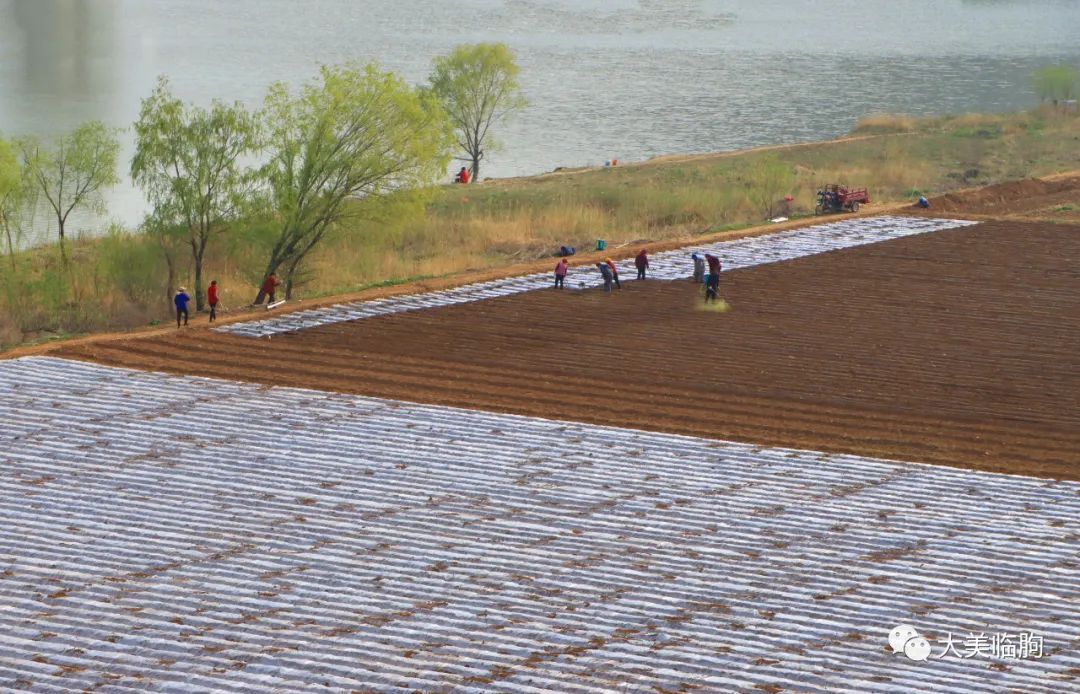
xmin=58 ymin=220 xmax=1080 ymax=480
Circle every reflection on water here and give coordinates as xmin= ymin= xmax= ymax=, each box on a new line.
xmin=11 ymin=0 xmax=117 ymax=101
xmin=0 ymin=0 xmax=1079 ymax=244
xmin=0 ymin=0 xmax=123 ymax=245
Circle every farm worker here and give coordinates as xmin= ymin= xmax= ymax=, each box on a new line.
xmin=455 ymin=167 xmax=470 ymax=184
xmin=692 ymin=253 xmax=705 ymax=283
xmin=635 ymin=249 xmax=649 ymax=280
xmin=917 ymin=196 xmax=930 ymax=209
xmin=207 ymin=280 xmax=220 ymax=322
xmin=262 ymin=273 xmax=282 ymax=304
xmin=596 ymin=262 xmax=614 ymax=293
xmin=605 ymin=258 xmax=622 ymax=289
xmin=554 ymin=258 xmax=569 ymax=289
xmin=704 ymin=254 xmax=721 ymax=303
xmin=174 ymin=287 xmax=191 ymax=328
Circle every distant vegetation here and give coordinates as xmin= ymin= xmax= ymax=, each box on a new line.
xmin=1 ymin=59 xmax=1080 ymax=349
xmin=1033 ymin=64 xmax=1078 ymax=107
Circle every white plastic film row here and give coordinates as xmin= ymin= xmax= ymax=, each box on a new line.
xmin=0 ymin=356 xmax=1074 ymax=693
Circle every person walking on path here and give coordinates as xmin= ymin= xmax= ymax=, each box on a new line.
xmin=597 ymin=262 xmax=614 ymax=293
xmin=692 ymin=253 xmax=705 ymax=283
xmin=605 ymin=258 xmax=622 ymax=289
xmin=174 ymin=287 xmax=191 ymax=328
xmin=207 ymin=280 xmax=220 ymax=322
xmin=704 ymin=253 xmax=722 ymax=303
xmin=261 ymin=273 xmax=282 ymax=305
xmin=635 ymin=249 xmax=649 ymax=280
xmin=554 ymin=259 xmax=569 ymax=289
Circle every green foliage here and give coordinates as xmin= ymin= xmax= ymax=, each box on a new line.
xmin=257 ymin=61 xmax=453 ymax=300
xmin=744 ymin=155 xmax=796 ymax=218
xmin=429 ymin=43 xmax=528 ymax=181
xmin=97 ymin=226 xmax=165 ymax=306
xmin=19 ymin=121 xmax=121 ymax=258
xmin=1034 ymin=64 xmax=1079 ymax=105
xmin=131 ymin=75 xmax=260 ymax=309
xmin=0 ymin=137 xmax=18 ymax=199
xmin=0 ymin=135 xmax=34 ymax=265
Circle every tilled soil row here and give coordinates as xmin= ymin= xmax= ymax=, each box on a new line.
xmin=59 ymin=220 xmax=1080 ymax=480
xmin=924 ymin=174 xmax=1080 ymax=216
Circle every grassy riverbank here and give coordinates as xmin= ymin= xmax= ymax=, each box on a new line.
xmin=3 ymin=108 xmax=1080 ymax=348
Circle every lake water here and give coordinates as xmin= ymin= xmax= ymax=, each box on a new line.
xmin=1 ymin=0 xmax=1079 ymax=242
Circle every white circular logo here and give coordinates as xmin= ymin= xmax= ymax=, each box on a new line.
xmin=904 ymin=636 xmax=932 ymax=662
xmin=890 ymin=625 xmax=933 ymax=662
xmin=889 ymin=624 xmax=919 ymax=654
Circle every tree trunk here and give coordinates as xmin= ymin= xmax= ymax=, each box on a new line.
xmin=152 ymin=228 xmax=178 ymax=320
xmin=193 ymin=259 xmax=205 ymax=312
xmin=470 ymin=153 xmax=481 ymax=182
xmin=254 ymin=223 xmax=298 ymax=304
xmin=192 ymin=231 xmax=208 ymax=312
xmin=2 ymin=212 xmax=15 ymax=273
xmin=57 ymin=219 xmax=68 ymax=266
xmin=283 ymin=254 xmax=305 ymax=301
xmin=254 ymin=257 xmax=285 ymax=305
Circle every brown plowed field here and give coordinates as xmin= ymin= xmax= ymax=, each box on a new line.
xmin=917 ymin=174 xmax=1080 ymax=217
xmin=58 ymin=220 xmax=1080 ymax=480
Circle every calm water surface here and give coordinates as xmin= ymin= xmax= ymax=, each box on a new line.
xmin=1 ymin=0 xmax=1079 ymax=239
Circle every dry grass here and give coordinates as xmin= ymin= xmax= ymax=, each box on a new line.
xmin=852 ymin=113 xmax=920 ymax=134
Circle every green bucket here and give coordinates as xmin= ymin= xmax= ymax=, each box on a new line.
xmin=596 ymin=239 xmax=606 ymax=251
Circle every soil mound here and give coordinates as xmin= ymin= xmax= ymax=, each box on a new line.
xmin=923 ymin=176 xmax=1080 ymax=214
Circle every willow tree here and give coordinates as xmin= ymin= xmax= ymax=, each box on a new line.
xmin=429 ymin=43 xmax=527 ymax=182
xmin=0 ymin=136 xmax=24 ymax=266
xmin=0 ymin=138 xmax=16 ymax=198
xmin=20 ymin=121 xmax=120 ymax=262
xmin=255 ymin=62 xmax=452 ymax=302
xmin=131 ymin=76 xmax=260 ymax=310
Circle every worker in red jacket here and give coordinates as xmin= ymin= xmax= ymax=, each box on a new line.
xmin=704 ymin=254 xmax=721 ymax=303
xmin=554 ymin=258 xmax=569 ymax=289
xmin=207 ymin=280 xmax=220 ymax=322
xmin=262 ymin=273 xmax=282 ymax=304
xmin=605 ymin=258 xmax=622 ymax=289
xmin=634 ymin=249 xmax=649 ymax=280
